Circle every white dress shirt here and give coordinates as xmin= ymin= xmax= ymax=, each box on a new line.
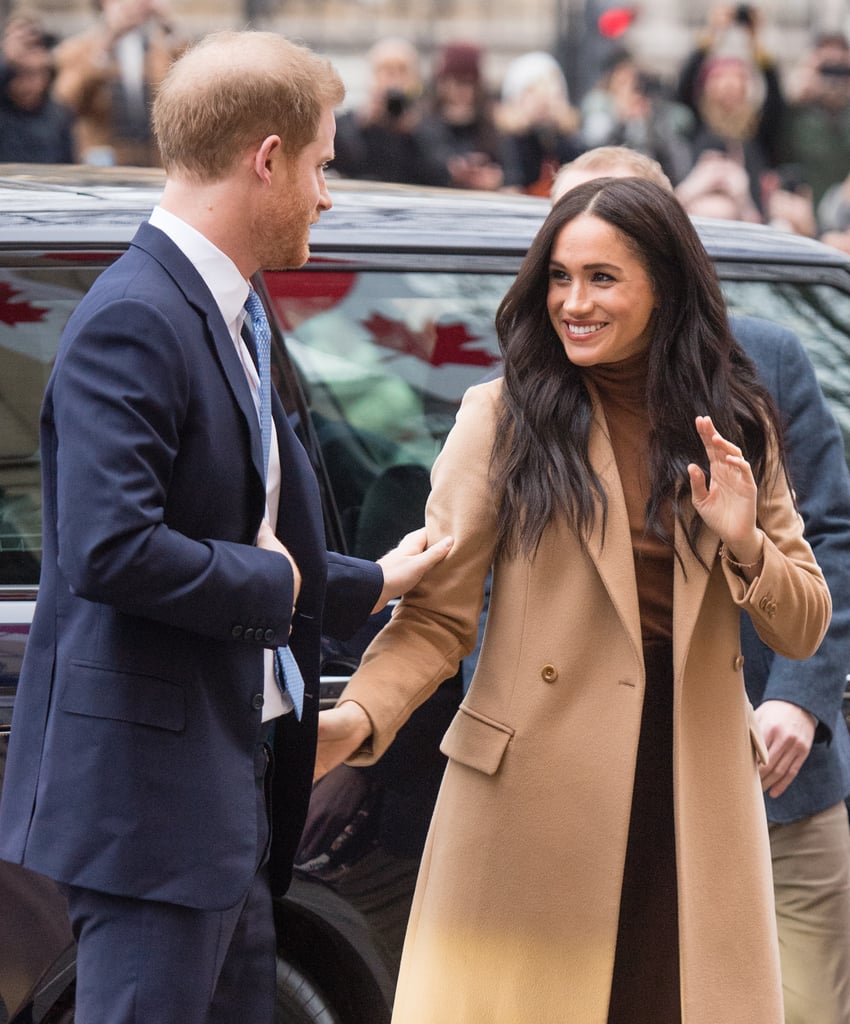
xmin=149 ymin=206 xmax=292 ymax=719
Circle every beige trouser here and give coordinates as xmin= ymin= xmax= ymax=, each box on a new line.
xmin=769 ymin=801 xmax=850 ymax=1024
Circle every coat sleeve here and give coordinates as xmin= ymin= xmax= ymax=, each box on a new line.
xmin=735 ymin=318 xmax=850 ymax=739
xmin=339 ymin=380 xmax=501 ymax=762
xmin=720 ymin=392 xmax=832 ymax=661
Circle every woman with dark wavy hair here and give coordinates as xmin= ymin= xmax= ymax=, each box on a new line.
xmin=317 ymin=177 xmax=831 ymax=1023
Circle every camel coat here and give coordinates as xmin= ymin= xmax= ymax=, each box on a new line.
xmin=341 ymin=378 xmax=831 ymax=1024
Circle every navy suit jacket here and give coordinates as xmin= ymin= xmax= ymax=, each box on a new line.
xmin=733 ymin=315 xmax=850 ymax=823
xmin=0 ymin=223 xmax=382 ymax=908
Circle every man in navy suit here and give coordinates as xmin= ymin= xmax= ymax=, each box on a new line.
xmin=0 ymin=30 xmax=451 ymax=1024
xmin=551 ymin=148 xmax=850 ymax=1023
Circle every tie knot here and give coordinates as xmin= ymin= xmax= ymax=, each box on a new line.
xmin=245 ymin=288 xmax=271 ymax=357
xmin=244 ymin=287 xmax=264 ymax=322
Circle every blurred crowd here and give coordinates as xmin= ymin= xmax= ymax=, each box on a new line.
xmin=3 ymin=2 xmax=850 ymax=254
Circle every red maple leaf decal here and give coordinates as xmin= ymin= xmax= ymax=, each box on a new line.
xmin=0 ymin=281 xmax=48 ymax=326
xmin=363 ymin=313 xmax=499 ymax=368
xmin=432 ymin=321 xmax=499 ymax=368
xmin=363 ymin=313 xmax=430 ymax=359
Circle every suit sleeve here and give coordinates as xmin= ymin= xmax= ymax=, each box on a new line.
xmin=735 ymin=317 xmax=850 ymax=740
xmin=324 ymin=551 xmax=383 ymax=640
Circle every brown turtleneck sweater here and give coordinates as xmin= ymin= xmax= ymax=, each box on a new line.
xmin=583 ymin=348 xmax=674 ymax=646
xmin=583 ymin=348 xmax=681 ymax=1023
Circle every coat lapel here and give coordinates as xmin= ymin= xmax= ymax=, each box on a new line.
xmin=672 ymin=511 xmax=720 ymax=680
xmin=583 ymin=396 xmax=721 ymax=677
xmin=584 ymin=404 xmax=644 ymax=666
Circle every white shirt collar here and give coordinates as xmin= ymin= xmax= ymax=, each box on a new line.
xmin=149 ymin=205 xmax=250 ymax=337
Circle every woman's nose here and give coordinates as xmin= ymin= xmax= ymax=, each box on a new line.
xmin=562 ymin=283 xmax=593 ymax=314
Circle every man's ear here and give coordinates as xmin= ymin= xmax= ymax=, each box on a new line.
xmin=253 ymin=135 xmax=282 ymax=184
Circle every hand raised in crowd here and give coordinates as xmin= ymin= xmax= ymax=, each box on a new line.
xmin=688 ymin=414 xmax=763 ymax=573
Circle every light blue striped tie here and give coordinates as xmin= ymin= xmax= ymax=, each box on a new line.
xmin=245 ymin=288 xmax=272 ymax=479
xmin=244 ymin=288 xmax=305 ymax=720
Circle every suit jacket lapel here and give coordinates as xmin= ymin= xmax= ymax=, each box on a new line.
xmin=130 ymin=223 xmax=266 ymax=484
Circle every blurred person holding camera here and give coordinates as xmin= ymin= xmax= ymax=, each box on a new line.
xmin=675 ymin=3 xmax=786 ymax=216
xmin=0 ymin=9 xmax=74 ymax=162
xmin=580 ymin=48 xmax=695 ymax=186
xmin=780 ymin=32 xmax=850 ymax=209
xmin=419 ymin=42 xmax=504 ymax=191
xmin=52 ymin=0 xmax=185 ymax=166
xmin=332 ymin=37 xmax=450 ymax=187
xmin=495 ymin=50 xmax=584 ymax=196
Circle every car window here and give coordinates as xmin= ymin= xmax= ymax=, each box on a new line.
xmin=723 ymin=279 xmax=850 ymax=461
xmin=0 ymin=265 xmax=107 ymax=586
xmin=265 ymin=268 xmax=510 ymax=555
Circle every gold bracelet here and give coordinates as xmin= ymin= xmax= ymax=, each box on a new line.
xmin=719 ymin=543 xmax=762 ymax=570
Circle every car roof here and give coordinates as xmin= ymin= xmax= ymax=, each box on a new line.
xmin=0 ymin=164 xmax=847 ymax=270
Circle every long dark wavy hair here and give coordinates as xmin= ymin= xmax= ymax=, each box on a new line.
xmin=491 ymin=176 xmax=786 ymax=563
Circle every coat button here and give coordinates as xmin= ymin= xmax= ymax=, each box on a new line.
xmin=231 ymin=625 xmax=243 ymax=638
xmin=734 ymin=655 xmax=745 ymax=671
xmin=251 ymin=693 xmax=265 ymax=710
xmin=541 ymin=664 xmax=558 ymax=683
xmin=244 ymin=627 xmax=254 ymax=640
xmin=264 ymin=629 xmax=274 ymax=642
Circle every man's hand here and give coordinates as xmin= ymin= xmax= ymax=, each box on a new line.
xmin=315 ymin=701 xmax=373 ymax=780
xmin=256 ymin=519 xmax=302 ymax=605
xmin=373 ymin=527 xmax=453 ymax=613
xmin=755 ymin=699 xmax=817 ymax=798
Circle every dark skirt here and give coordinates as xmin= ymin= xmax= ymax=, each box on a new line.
xmin=607 ymin=641 xmax=681 ymax=1023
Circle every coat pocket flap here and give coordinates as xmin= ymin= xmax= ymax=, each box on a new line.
xmin=440 ymin=704 xmax=514 ymax=776
xmin=60 ymin=661 xmax=186 ymax=732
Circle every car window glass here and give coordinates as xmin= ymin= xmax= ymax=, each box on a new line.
xmin=265 ymin=269 xmax=510 ymax=554
xmin=0 ymin=267 xmax=104 ymax=586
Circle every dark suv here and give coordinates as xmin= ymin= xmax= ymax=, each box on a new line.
xmin=1 ymin=166 xmax=850 ymax=1024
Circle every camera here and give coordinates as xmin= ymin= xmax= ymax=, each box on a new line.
xmin=819 ymin=63 xmax=850 ymax=78
xmin=733 ymin=4 xmax=754 ymax=27
xmin=385 ymin=89 xmax=411 ymax=119
xmin=776 ymin=164 xmax=808 ymax=195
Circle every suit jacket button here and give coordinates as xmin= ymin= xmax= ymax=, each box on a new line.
xmin=255 ymin=631 xmax=265 ymax=643
xmin=541 ymin=664 xmax=558 ymax=683
xmin=252 ymin=693 xmax=265 ymax=710
xmin=264 ymin=629 xmax=274 ymax=642
xmin=244 ymin=627 xmax=254 ymax=640
xmin=734 ymin=655 xmax=745 ymax=671
xmin=231 ymin=625 xmax=243 ymax=638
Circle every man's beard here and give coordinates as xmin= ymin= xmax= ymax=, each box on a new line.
xmin=253 ymin=195 xmax=313 ymax=271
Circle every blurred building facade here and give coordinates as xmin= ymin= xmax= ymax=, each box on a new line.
xmin=15 ymin=0 xmax=850 ymax=105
